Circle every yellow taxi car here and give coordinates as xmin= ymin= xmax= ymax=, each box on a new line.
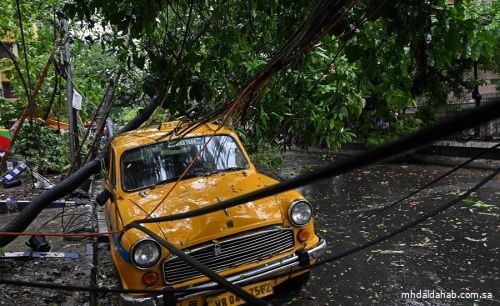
xmin=101 ymin=121 xmax=326 ymax=305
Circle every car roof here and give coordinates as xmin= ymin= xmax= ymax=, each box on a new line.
xmin=111 ymin=121 xmax=237 ymax=151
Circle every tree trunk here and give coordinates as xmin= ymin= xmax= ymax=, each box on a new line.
xmin=0 ymin=94 xmax=165 ymax=247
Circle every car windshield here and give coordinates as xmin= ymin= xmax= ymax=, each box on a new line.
xmin=121 ymin=135 xmax=249 ymax=191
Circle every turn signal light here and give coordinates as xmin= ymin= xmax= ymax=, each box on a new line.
xmin=297 ymin=229 xmax=310 ymax=242
xmin=142 ymin=271 xmax=159 ymax=286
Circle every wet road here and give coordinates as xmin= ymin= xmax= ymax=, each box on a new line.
xmin=270 ymin=151 xmax=499 ymax=305
xmin=1 ymin=151 xmax=499 ymax=305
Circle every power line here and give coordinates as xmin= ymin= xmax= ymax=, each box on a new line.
xmin=15 ymin=0 xmax=32 ymax=99
xmin=0 ymin=279 xmax=176 ymax=294
xmin=1 ymin=166 xmax=497 ymax=300
xmin=126 ymin=98 xmax=500 ymax=227
xmin=316 ymin=167 xmax=500 ymax=266
xmin=145 ymin=0 xmax=359 ymax=215
xmin=133 ymin=224 xmax=269 ymax=306
xmin=361 ymin=142 xmax=500 ymax=220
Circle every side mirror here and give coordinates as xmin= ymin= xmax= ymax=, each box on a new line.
xmin=95 ymin=189 xmax=113 ymax=206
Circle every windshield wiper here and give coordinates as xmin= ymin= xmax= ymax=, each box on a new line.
xmin=208 ymin=167 xmax=247 ymax=175
xmin=155 ymin=167 xmax=247 ymax=184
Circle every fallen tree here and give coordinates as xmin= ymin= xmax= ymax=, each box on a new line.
xmin=1 ymin=0 xmax=379 ymax=247
xmin=0 ymin=0 xmax=366 ymax=246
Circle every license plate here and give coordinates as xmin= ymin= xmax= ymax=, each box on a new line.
xmin=180 ymin=297 xmax=203 ymax=306
xmin=206 ymin=280 xmax=274 ymax=306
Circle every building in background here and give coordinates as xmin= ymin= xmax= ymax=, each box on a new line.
xmin=449 ymin=70 xmax=500 ymax=105
xmin=0 ymin=35 xmax=18 ymax=100
xmin=447 ymin=70 xmax=500 ymax=138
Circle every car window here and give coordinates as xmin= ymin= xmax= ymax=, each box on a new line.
xmin=121 ymin=135 xmax=249 ymax=191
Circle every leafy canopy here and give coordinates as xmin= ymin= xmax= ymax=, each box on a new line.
xmin=1 ymin=0 xmax=498 ymax=150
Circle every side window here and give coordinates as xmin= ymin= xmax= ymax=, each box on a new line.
xmin=110 ymin=150 xmax=116 ymax=190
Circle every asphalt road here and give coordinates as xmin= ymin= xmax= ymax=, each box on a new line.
xmin=269 ymin=151 xmax=499 ymax=306
xmin=1 ymin=151 xmax=498 ymax=305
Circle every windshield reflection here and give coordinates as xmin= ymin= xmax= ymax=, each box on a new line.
xmin=121 ymin=135 xmax=248 ymax=191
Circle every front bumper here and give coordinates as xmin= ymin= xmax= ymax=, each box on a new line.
xmin=121 ymin=237 xmax=326 ymax=305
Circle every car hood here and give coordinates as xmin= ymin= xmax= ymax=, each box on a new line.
xmin=119 ymin=171 xmax=284 ymax=248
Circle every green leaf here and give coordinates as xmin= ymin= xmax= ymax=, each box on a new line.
xmin=471 ymin=42 xmax=481 ymax=61
xmin=386 ymin=90 xmax=410 ymax=110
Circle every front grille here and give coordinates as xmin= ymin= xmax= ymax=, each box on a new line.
xmin=163 ymin=227 xmax=295 ymax=284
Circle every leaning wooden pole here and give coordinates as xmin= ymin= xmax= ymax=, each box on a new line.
xmin=0 ymin=94 xmax=165 ymax=247
xmin=0 ymin=50 xmax=54 ymax=170
xmin=82 ymin=70 xmax=121 ymax=164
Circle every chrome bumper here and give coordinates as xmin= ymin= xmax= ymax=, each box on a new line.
xmin=121 ymin=237 xmax=326 ymax=305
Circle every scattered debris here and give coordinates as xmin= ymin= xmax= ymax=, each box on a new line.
xmin=0 ymin=198 xmax=90 ymax=214
xmin=27 ymin=235 xmax=51 ymax=252
xmin=464 ymin=237 xmax=488 ymax=242
xmin=371 ymin=249 xmax=405 ymax=255
xmin=31 ymin=170 xmax=54 ymax=190
xmin=1 ymin=163 xmax=27 ymax=188
xmin=410 ymin=242 xmax=435 ymax=248
xmin=0 ymin=252 xmax=79 ymax=259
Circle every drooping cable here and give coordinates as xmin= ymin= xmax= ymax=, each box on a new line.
xmin=43 ymin=73 xmax=60 ymax=120
xmin=1 ymin=166 xmax=497 ymax=298
xmin=145 ymin=0 xmax=358 ymax=216
xmin=126 ymin=98 xmax=500 ymax=227
xmin=0 ymin=41 xmax=30 ymax=104
xmin=132 ymin=224 xmax=270 ymax=306
xmin=156 ymin=0 xmax=357 ymax=141
xmin=15 ymin=0 xmax=32 ymax=99
xmin=315 ymin=167 xmax=500 ymax=266
xmin=360 ymin=142 xmax=500 ymax=220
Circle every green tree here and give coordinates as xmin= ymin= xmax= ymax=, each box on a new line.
xmin=2 ymin=0 xmax=498 ymax=151
xmin=63 ymin=0 xmax=498 ymax=149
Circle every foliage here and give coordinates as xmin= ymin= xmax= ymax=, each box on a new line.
xmin=363 ymin=116 xmax=424 ymax=146
xmin=0 ymin=0 xmax=130 ymax=125
xmin=248 ymin=144 xmax=283 ymax=171
xmin=347 ymin=0 xmax=498 ymax=144
xmin=247 ymin=41 xmax=365 ymax=150
xmin=0 ymin=98 xmax=24 ymax=127
xmin=0 ymin=0 xmax=139 ymax=171
xmin=1 ymin=0 xmax=499 ymax=156
xmin=62 ymin=0 xmax=499 ymax=149
xmin=0 ymin=0 xmax=62 ymax=120
xmin=15 ymin=119 xmax=70 ymax=172
xmin=463 ymin=198 xmax=494 ymax=209
xmin=70 ymin=31 xmax=148 ymax=124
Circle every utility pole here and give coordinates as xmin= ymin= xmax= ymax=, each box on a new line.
xmin=59 ymin=15 xmax=80 ymax=170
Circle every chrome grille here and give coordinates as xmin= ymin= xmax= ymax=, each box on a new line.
xmin=163 ymin=227 xmax=295 ymax=284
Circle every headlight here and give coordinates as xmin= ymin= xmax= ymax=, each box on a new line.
xmin=131 ymin=239 xmax=161 ymax=269
xmin=289 ymin=200 xmax=312 ymax=226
